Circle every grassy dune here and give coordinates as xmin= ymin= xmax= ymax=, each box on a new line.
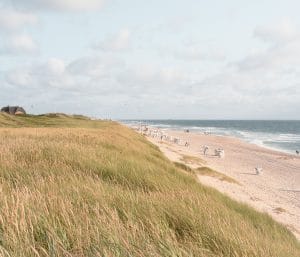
xmin=0 ymin=113 xmax=299 ymax=256
xmin=196 ymin=167 xmax=241 ymax=185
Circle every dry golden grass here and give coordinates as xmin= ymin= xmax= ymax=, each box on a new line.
xmin=0 ymin=113 xmax=299 ymax=256
xmin=173 ymin=162 xmax=194 ymax=175
xmin=196 ymin=167 xmax=241 ymax=185
xmin=180 ymin=154 xmax=207 ymax=166
xmin=273 ymin=207 xmax=287 ymax=214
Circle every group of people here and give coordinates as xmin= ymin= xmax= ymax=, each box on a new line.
xmin=203 ymin=145 xmax=225 ymax=158
xmin=141 ymin=126 xmax=190 ymax=147
xmin=136 ymin=125 xmax=225 ymax=158
xmin=136 ymin=125 xmax=190 ymax=147
xmin=135 ymin=125 xmax=270 ymax=175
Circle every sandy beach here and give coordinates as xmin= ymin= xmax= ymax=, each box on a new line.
xmin=146 ymin=129 xmax=300 ymax=240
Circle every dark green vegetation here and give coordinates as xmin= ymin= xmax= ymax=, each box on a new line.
xmin=0 ymin=113 xmax=299 ymax=256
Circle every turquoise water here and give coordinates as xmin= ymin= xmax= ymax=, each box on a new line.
xmin=123 ymin=120 xmax=300 ymax=154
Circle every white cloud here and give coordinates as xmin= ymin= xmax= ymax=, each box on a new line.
xmin=46 ymin=58 xmax=66 ymax=75
xmin=4 ymin=56 xmax=124 ymax=92
xmin=191 ymin=67 xmax=300 ymax=119
xmin=151 ymin=16 xmax=194 ymax=33
xmin=0 ymin=8 xmax=38 ymax=30
xmin=186 ymin=20 xmax=300 ymax=118
xmin=10 ymin=0 xmax=106 ymax=11
xmin=4 ymin=55 xmax=192 ymax=101
xmin=94 ymin=28 xmax=131 ymax=52
xmin=1 ymin=34 xmax=38 ymax=54
xmin=173 ymin=46 xmax=226 ymax=61
xmin=254 ymin=18 xmax=298 ymax=45
xmin=3 ymin=15 xmax=300 ymax=119
xmin=235 ymin=19 xmax=300 ymax=72
xmin=68 ymin=56 xmax=124 ymax=78
xmin=116 ymin=64 xmax=192 ymax=98
xmin=235 ymin=41 xmax=300 ymax=72
xmin=5 ymin=58 xmax=74 ymax=89
xmin=6 ymin=69 xmax=33 ymax=87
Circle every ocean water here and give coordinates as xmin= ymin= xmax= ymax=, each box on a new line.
xmin=123 ymin=120 xmax=300 ymax=154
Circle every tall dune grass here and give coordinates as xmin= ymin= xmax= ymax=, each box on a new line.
xmin=0 ymin=113 xmax=299 ymax=256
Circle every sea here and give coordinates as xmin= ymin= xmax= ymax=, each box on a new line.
xmin=122 ymin=120 xmax=300 ymax=155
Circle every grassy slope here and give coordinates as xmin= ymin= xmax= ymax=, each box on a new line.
xmin=0 ymin=113 xmax=299 ymax=257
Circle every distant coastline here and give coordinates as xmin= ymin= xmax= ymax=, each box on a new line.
xmin=122 ymin=120 xmax=300 ymax=155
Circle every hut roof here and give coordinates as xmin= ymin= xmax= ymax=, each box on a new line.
xmin=1 ymin=106 xmax=26 ymax=115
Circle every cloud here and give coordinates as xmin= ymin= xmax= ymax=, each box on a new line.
xmin=254 ymin=18 xmax=298 ymax=45
xmin=1 ymin=34 xmax=38 ymax=54
xmin=173 ymin=46 xmax=226 ymax=61
xmin=10 ymin=0 xmax=106 ymax=12
xmin=187 ymin=20 xmax=300 ymax=118
xmin=191 ymin=66 xmax=300 ymax=119
xmin=68 ymin=56 xmax=124 ymax=78
xmin=234 ymin=19 xmax=300 ymax=72
xmin=94 ymin=28 xmax=131 ymax=52
xmin=0 ymin=8 xmax=38 ymax=30
xmin=6 ymin=58 xmax=74 ymax=89
xmin=4 ymin=56 xmax=125 ymax=93
xmin=117 ymin=64 xmax=189 ymax=88
xmin=4 ymin=54 xmax=192 ymax=100
xmin=46 ymin=58 xmax=66 ymax=75
xmin=151 ymin=16 xmax=194 ymax=33
xmin=235 ymin=42 xmax=300 ymax=72
xmin=4 ymin=52 xmax=300 ymax=119
xmin=6 ymin=69 xmax=33 ymax=87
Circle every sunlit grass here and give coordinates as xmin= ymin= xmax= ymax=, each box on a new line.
xmin=180 ymin=154 xmax=206 ymax=166
xmin=0 ymin=113 xmax=299 ymax=256
xmin=197 ymin=166 xmax=241 ymax=185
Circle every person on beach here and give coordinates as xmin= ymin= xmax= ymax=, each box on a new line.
xmin=296 ymin=150 xmax=299 ymax=155
xmin=203 ymin=146 xmax=209 ymax=155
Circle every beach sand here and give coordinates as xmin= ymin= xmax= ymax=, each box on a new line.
xmin=146 ymin=129 xmax=300 ymax=240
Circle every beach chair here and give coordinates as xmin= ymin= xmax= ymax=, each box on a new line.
xmin=255 ymin=167 xmax=263 ymax=175
xmin=215 ymin=149 xmax=225 ymax=158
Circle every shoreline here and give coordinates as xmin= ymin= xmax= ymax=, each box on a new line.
xmin=157 ymin=126 xmax=298 ymax=156
xmin=143 ymin=127 xmax=300 ymax=240
xmin=122 ymin=121 xmax=300 ymax=156
xmin=174 ymin=128 xmax=295 ymax=155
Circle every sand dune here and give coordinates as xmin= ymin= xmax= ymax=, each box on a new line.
xmin=146 ymin=129 xmax=300 ymax=240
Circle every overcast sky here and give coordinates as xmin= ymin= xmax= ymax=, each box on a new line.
xmin=0 ymin=0 xmax=300 ymax=119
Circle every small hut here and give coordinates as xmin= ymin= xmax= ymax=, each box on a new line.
xmin=1 ymin=106 xmax=26 ymax=115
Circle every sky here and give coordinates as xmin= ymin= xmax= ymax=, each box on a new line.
xmin=0 ymin=0 xmax=300 ymax=119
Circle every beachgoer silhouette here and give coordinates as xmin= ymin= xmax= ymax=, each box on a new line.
xmin=203 ymin=146 xmax=209 ymax=155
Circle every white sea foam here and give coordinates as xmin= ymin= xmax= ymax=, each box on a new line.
xmin=121 ymin=120 xmax=300 ymax=154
